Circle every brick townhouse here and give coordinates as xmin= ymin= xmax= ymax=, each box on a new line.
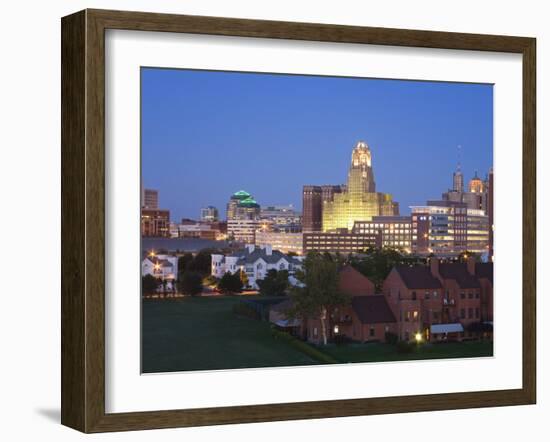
xmin=271 ymin=259 xmax=492 ymax=344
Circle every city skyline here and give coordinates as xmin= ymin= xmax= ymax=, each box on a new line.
xmin=141 ymin=68 xmax=493 ymax=221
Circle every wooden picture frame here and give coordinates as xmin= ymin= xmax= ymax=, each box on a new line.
xmin=61 ymin=8 xmax=536 ymax=433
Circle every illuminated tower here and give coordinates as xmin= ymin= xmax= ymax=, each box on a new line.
xmin=468 ymin=171 xmax=484 ymax=193
xmin=322 ymin=140 xmax=398 ymax=231
xmin=452 ymin=145 xmax=464 ymax=193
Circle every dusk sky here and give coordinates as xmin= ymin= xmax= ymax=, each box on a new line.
xmin=141 ymin=68 xmax=493 ymax=221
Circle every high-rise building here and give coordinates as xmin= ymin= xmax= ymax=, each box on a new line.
xmin=321 ymin=141 xmax=399 ymax=231
xmin=201 ymin=205 xmax=219 ymax=222
xmin=443 ymin=168 xmax=490 ymax=213
xmin=468 ymin=171 xmax=484 ymax=193
xmin=302 ymin=185 xmax=345 ymax=232
xmin=142 ymin=189 xmax=159 ymax=209
xmin=226 ymin=190 xmax=261 ymax=220
xmin=452 ymin=166 xmax=464 ymax=193
xmin=302 ymin=185 xmax=323 ymax=232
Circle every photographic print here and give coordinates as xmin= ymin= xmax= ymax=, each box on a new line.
xmin=140 ymin=68 xmax=494 ymax=374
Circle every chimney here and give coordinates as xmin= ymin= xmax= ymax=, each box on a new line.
xmin=246 ymin=244 xmax=255 ymax=253
xmin=430 ymin=257 xmax=439 ymax=277
xmin=265 ymin=244 xmax=272 ymax=256
xmin=466 ymin=256 xmax=476 ymax=275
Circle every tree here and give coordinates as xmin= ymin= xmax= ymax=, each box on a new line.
xmin=257 ymin=269 xmax=289 ymax=296
xmin=142 ymin=274 xmax=160 ymax=296
xmin=177 ymin=271 xmax=203 ymax=296
xmin=218 ymin=271 xmax=243 ymax=294
xmin=161 ymin=278 xmax=168 ymax=297
xmin=287 ymin=252 xmax=350 ymax=345
xmin=177 ymin=253 xmax=194 ymax=276
xmin=187 ymin=250 xmax=212 ymax=276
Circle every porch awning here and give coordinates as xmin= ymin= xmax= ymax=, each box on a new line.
xmin=431 ymin=323 xmax=464 ymax=334
xmin=273 ymin=318 xmax=301 ymax=328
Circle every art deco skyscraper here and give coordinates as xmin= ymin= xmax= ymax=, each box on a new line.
xmin=322 ymin=141 xmax=398 ymax=231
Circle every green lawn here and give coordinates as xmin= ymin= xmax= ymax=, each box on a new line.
xmin=142 ymin=296 xmax=493 ymax=373
xmin=142 ymin=296 xmax=319 ymax=373
xmin=320 ymin=341 xmax=493 ymax=364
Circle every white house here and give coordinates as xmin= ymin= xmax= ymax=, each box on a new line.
xmin=142 ymin=254 xmax=178 ymax=291
xmin=211 ymin=244 xmax=303 ymax=289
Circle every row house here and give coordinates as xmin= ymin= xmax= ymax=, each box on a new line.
xmin=271 ymin=259 xmax=492 ymax=344
xmin=432 ymin=259 xmax=482 ymax=328
xmin=383 ymin=258 xmax=492 ymax=342
xmin=276 ymin=266 xmax=397 ymax=344
xmin=383 ymin=265 xmax=443 ymax=342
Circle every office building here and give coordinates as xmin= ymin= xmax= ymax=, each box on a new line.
xmin=200 ymin=206 xmax=219 ymax=222
xmin=142 ymin=188 xmax=159 ymax=209
xmin=226 ymin=190 xmax=261 ymax=220
xmin=353 ymin=216 xmax=412 ymax=251
xmin=141 ymin=208 xmax=170 ymax=237
xmin=255 ymin=231 xmax=303 ymax=255
xmin=303 ymin=229 xmax=381 ymax=254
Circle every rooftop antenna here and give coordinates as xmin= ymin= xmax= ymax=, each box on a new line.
xmin=457 ymin=144 xmax=462 ymax=172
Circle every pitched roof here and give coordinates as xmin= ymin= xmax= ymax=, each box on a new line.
xmin=438 ymin=263 xmax=481 ymax=289
xmin=351 ymin=295 xmax=396 ymax=324
xmin=475 ymin=262 xmax=493 ymax=283
xmin=394 ymin=266 xmax=442 ymax=289
xmin=229 ymin=247 xmax=302 ymax=265
xmin=338 ymin=265 xmax=374 ymax=295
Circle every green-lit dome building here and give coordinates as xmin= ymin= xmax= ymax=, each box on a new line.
xmin=227 ymin=190 xmax=261 ymax=220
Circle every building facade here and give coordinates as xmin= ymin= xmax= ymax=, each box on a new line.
xmin=303 ymin=230 xmax=381 ymax=254
xmin=141 ymin=208 xmax=170 ymax=237
xmin=226 ymin=218 xmax=259 ymax=243
xmin=352 ymin=216 xmax=412 ymax=251
xmin=255 ymin=231 xmax=303 ymax=255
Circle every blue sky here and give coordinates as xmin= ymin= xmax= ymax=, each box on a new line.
xmin=141 ymin=68 xmax=493 ymax=220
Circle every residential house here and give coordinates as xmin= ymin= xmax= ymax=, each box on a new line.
xmin=141 ymin=253 xmax=178 ymax=291
xmin=211 ymin=244 xmax=303 ymax=289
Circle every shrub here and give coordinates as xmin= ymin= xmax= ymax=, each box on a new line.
xmin=385 ymin=331 xmax=399 ymax=345
xmin=396 ymin=340 xmax=414 ymax=353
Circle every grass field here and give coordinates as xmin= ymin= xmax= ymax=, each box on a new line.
xmin=320 ymin=340 xmax=493 ymax=364
xmin=142 ymin=296 xmax=319 ymax=373
xmin=142 ymin=296 xmax=493 ymax=373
